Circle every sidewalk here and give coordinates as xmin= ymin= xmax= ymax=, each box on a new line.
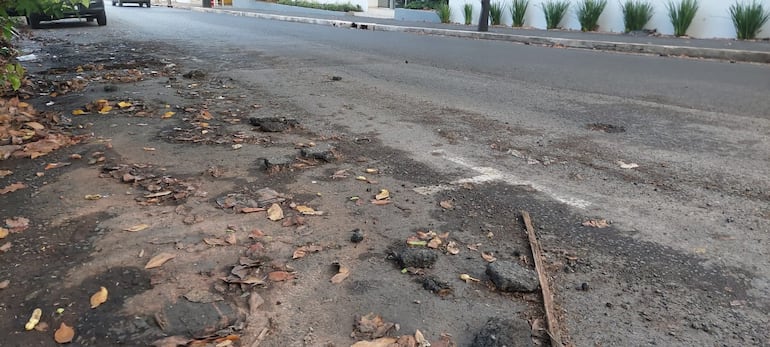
xmin=187 ymin=3 xmax=770 ymax=63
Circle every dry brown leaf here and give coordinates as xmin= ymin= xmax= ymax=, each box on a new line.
xmin=44 ymin=162 xmax=70 ymax=170
xmin=0 ymin=170 xmax=12 ymax=177
xmin=0 ymin=182 xmax=26 ymax=195
xmin=240 ymin=207 xmax=265 ymax=213
xmin=350 ymin=337 xmax=398 ymax=347
xmin=203 ymin=238 xmax=227 ymax=246
xmin=292 ymin=245 xmax=322 ymax=259
xmin=446 ymin=241 xmax=460 ymax=255
xmin=54 ymin=322 xmax=75 ymax=344
xmin=427 ymin=237 xmax=442 ymax=249
xmin=0 ymin=227 xmax=8 ymax=239
xmin=152 ymin=336 xmax=192 ymax=347
xmin=295 ymin=205 xmax=324 ymax=216
xmin=84 ymin=194 xmax=102 ymax=200
xmin=268 ymin=271 xmax=292 ymax=282
xmin=145 ymin=252 xmax=176 ymax=269
xmin=124 ymin=224 xmax=149 ymax=232
xmin=144 ymin=191 xmax=172 ymax=198
xmin=481 ymin=252 xmax=497 ymax=263
xmin=24 ymin=121 xmax=45 ymax=130
xmin=224 ymin=233 xmax=237 ymax=245
xmin=267 ymin=203 xmax=284 ymax=221
xmin=439 ymin=200 xmax=454 ymax=209
xmin=371 ymin=200 xmax=391 ymax=205
xmin=0 ymin=242 xmax=10 ymax=252
xmin=25 ymin=308 xmax=42 ymax=330
xmin=0 ymin=279 xmax=9 ymax=289
xmin=34 ymin=321 xmax=49 ymax=332
xmin=375 ymin=189 xmax=390 ymax=200
xmin=249 ymin=229 xmax=265 ymax=238
xmin=5 ymin=216 xmax=28 ymax=232
xmin=582 ymin=219 xmax=610 ymax=228
xmin=330 ymin=264 xmax=350 ymax=284
xmin=90 ymin=286 xmax=108 ymax=308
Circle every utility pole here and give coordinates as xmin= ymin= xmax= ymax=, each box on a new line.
xmin=478 ymin=0 xmax=490 ymax=32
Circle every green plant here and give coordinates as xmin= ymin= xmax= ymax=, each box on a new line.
xmin=403 ymin=0 xmax=443 ymax=10
xmin=621 ymin=0 xmax=654 ymax=32
xmin=729 ymin=0 xmax=770 ymax=39
xmin=667 ymin=0 xmax=698 ymax=36
xmin=463 ymin=3 xmax=473 ymax=24
xmin=576 ymin=0 xmax=607 ymax=31
xmin=542 ymin=0 xmax=570 ymax=29
xmin=510 ymin=0 xmax=529 ymax=27
xmin=436 ymin=3 xmax=451 ymax=23
xmin=276 ymin=0 xmax=362 ymax=12
xmin=490 ymin=2 xmax=504 ymax=25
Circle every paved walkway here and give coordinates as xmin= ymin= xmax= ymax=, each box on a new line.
xmin=172 ymin=1 xmax=770 ymax=62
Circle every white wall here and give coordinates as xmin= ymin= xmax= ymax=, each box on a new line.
xmin=448 ymin=0 xmax=770 ymax=39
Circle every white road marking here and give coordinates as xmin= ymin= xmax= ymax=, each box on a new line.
xmin=414 ymin=151 xmax=591 ymax=209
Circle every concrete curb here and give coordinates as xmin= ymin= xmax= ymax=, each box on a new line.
xmin=193 ymin=7 xmax=770 ymax=64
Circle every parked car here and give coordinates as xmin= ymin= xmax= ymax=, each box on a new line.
xmin=112 ymin=0 xmax=151 ymax=7
xmin=21 ymin=0 xmax=107 ymax=28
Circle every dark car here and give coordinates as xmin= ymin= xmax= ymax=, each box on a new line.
xmin=24 ymin=0 xmax=107 ymax=28
xmin=112 ymin=0 xmax=151 ymax=7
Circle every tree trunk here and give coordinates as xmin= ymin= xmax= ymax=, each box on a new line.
xmin=478 ymin=0 xmax=490 ymax=32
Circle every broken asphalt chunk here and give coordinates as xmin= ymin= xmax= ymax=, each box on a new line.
xmin=394 ymin=246 xmax=438 ymax=268
xmin=300 ymin=143 xmax=336 ymax=162
xmin=486 ymin=261 xmax=539 ymax=293
xmin=472 ymin=317 xmax=534 ymax=347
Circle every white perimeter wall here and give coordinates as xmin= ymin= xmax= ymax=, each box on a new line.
xmin=448 ymin=0 xmax=770 ymax=39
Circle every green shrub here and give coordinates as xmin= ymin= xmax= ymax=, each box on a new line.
xmin=277 ymin=0 xmax=362 ymax=12
xmin=510 ymin=0 xmax=529 ymax=27
xmin=403 ymin=0 xmax=443 ymax=10
xmin=729 ymin=1 xmax=770 ymax=39
xmin=576 ymin=0 xmax=607 ymax=31
xmin=622 ymin=0 xmax=654 ymax=32
xmin=667 ymin=0 xmax=698 ymax=36
xmin=542 ymin=0 xmax=570 ymax=29
xmin=436 ymin=3 xmax=451 ymax=23
xmin=490 ymin=2 xmax=504 ymax=25
xmin=463 ymin=3 xmax=473 ymax=24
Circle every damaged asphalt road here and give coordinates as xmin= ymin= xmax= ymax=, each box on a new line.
xmin=0 ymin=6 xmax=768 ymax=347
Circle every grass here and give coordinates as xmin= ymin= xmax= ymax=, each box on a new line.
xmin=729 ymin=0 xmax=770 ymax=39
xmin=510 ymin=0 xmax=528 ymax=27
xmin=436 ymin=3 xmax=452 ymax=23
xmin=542 ymin=0 xmax=570 ymax=29
xmin=621 ymin=0 xmax=654 ymax=32
xmin=490 ymin=2 xmax=504 ymax=25
xmin=576 ymin=0 xmax=607 ymax=31
xmin=276 ymin=0 xmax=362 ymax=12
xmin=463 ymin=3 xmax=473 ymax=25
xmin=667 ymin=0 xmax=698 ymax=36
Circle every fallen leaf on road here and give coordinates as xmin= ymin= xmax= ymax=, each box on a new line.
xmin=267 ymin=203 xmax=284 ymax=221
xmin=69 ymin=154 xmax=81 ymax=159
xmin=34 ymin=321 xmax=49 ymax=332
xmin=350 ymin=338 xmax=398 ymax=347
xmin=162 ymin=111 xmax=175 ymax=119
xmin=292 ymin=245 xmax=323 ymax=259
xmin=356 ymin=176 xmax=368 ymax=181
xmin=481 ymin=252 xmax=497 ymax=263
xmin=142 ymin=147 xmax=156 ymax=151
xmin=249 ymin=229 xmax=265 ymax=238
xmin=0 ymin=227 xmax=6 ymax=239
xmin=203 ymin=237 xmax=227 ymax=246
xmin=268 ymin=271 xmax=293 ymax=282
xmin=295 ymin=205 xmax=323 ymax=216
xmin=98 ymin=105 xmax=113 ymax=114
xmin=0 ymin=242 xmax=10 ymax=252
xmin=90 ymin=286 xmax=108 ymax=308
xmin=439 ymin=200 xmax=454 ymax=209
xmin=446 ymin=241 xmax=460 ymax=255
xmin=44 ymin=162 xmax=70 ymax=170
xmin=330 ymin=263 xmax=350 ymax=284
xmin=71 ymin=109 xmax=87 ymax=115
xmin=582 ymin=219 xmax=610 ymax=228
xmin=125 ymin=224 xmax=149 ymax=232
xmin=144 ymin=191 xmax=172 ymax=198
xmin=375 ymin=189 xmax=389 ymax=200
xmin=427 ymin=238 xmax=442 ymax=249
xmin=54 ymin=322 xmax=75 ymax=343
xmin=330 ymin=169 xmax=349 ymax=179
xmin=117 ymin=101 xmax=132 ymax=108
xmin=152 ymin=336 xmax=191 ymax=347
xmin=240 ymin=207 xmax=265 ymax=213
xmin=5 ymin=217 xmax=29 ymax=233
xmin=365 ymin=168 xmax=379 ymax=174
xmin=84 ymin=194 xmax=102 ymax=200
xmin=0 ymin=182 xmax=26 ymax=195
xmin=353 ymin=313 xmax=396 ymax=340
xmin=617 ymin=160 xmax=639 ymax=169
xmin=371 ymin=200 xmax=391 ymax=205
xmin=460 ymin=274 xmax=480 ymax=283
xmin=0 ymin=170 xmax=11 ymax=177
xmin=145 ymin=252 xmax=176 ymax=269
xmin=25 ymin=121 xmax=45 ymax=130
xmin=25 ymin=308 xmax=42 ymax=330
xmin=0 ymin=279 xmax=8 ymax=289
xmin=225 ymin=233 xmax=237 ymax=245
